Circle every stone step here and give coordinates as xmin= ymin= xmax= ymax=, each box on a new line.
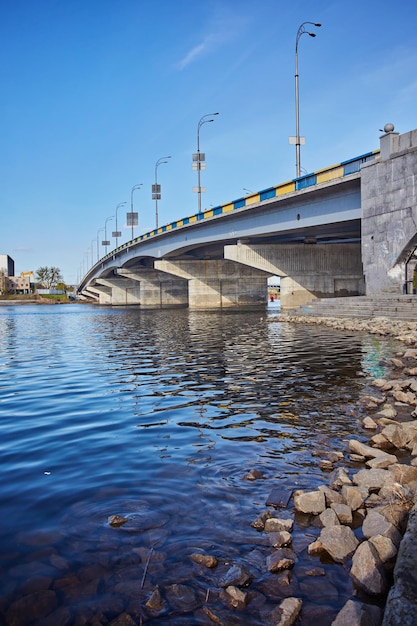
xmin=289 ymin=296 xmax=417 ymax=321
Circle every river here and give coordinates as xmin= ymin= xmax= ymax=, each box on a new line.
xmin=0 ymin=303 xmax=400 ymax=625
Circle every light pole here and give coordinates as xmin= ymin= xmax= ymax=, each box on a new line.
xmin=113 ymin=202 xmax=126 ymax=248
xmin=103 ymin=216 xmax=114 ymax=255
xmin=290 ymin=22 xmax=321 ymax=178
xmin=129 ymin=184 xmax=142 ymax=240
xmin=97 ymin=228 xmax=104 ymax=261
xmin=193 ymin=112 xmax=219 ymax=213
xmin=91 ymin=239 xmax=96 ymax=265
xmin=153 ymin=156 xmax=171 ymax=229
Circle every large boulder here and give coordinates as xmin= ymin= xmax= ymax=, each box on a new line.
xmin=350 ymin=541 xmax=388 ymax=595
xmin=341 ymin=485 xmax=368 ymax=511
xmin=293 ymin=490 xmax=326 ymax=515
xmin=362 ymin=510 xmax=402 ymax=546
xmin=308 ymin=526 xmax=358 ymax=563
xmin=331 ymin=599 xmax=383 ymax=626
xmin=352 ymin=468 xmax=396 ymax=492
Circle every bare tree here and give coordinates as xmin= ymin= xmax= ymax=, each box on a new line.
xmin=36 ymin=266 xmax=63 ymax=289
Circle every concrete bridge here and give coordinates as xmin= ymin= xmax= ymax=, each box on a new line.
xmin=77 ymin=126 xmax=417 ymax=309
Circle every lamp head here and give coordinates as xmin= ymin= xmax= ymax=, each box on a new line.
xmin=314 ymin=23 xmax=321 ymax=27
xmin=309 ymin=32 xmax=316 ymax=37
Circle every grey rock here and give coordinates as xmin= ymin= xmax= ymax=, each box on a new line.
xmin=264 ymin=517 xmax=294 ymax=533
xmin=352 ymin=468 xmax=396 ymax=492
xmin=293 ymin=490 xmax=326 ymax=515
xmin=331 ymin=502 xmax=353 ymax=525
xmin=190 ymin=553 xmax=218 ymax=568
xmin=266 ymin=548 xmax=296 ymax=573
xmin=348 ymin=439 xmax=387 ymax=459
xmin=331 ymin=598 xmax=383 ymax=625
xmin=362 ymin=510 xmax=402 ymax=546
xmin=366 ymin=453 xmax=398 ymax=469
xmin=341 ymin=485 xmax=368 ymax=511
xmin=308 ymin=526 xmax=358 ymax=563
xmin=221 ymin=585 xmax=248 ymax=610
xmin=319 ymin=507 xmax=340 ymax=527
xmin=219 ymin=563 xmax=252 ymax=588
xmin=351 ymin=540 xmax=388 ymax=595
xmin=369 ymin=534 xmax=397 ymax=564
xmin=268 ymin=597 xmax=302 ymax=626
xmin=318 ymin=485 xmax=344 ymax=506
xmin=328 ymin=467 xmax=352 ymax=489
xmin=268 ymin=531 xmax=292 ymax=548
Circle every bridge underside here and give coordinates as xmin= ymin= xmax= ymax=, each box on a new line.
xmin=80 ymin=124 xmax=417 ymax=308
xmin=81 ymin=240 xmax=364 ymax=310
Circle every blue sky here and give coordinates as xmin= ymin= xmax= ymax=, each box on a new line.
xmin=1 ymin=0 xmax=416 ymax=284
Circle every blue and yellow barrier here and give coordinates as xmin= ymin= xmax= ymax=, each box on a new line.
xmin=101 ymin=150 xmax=379 ymax=263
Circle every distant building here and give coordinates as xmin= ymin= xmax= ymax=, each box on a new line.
xmin=0 ymin=254 xmax=15 ymax=277
xmin=7 ymin=275 xmax=31 ymax=294
xmin=0 ymin=255 xmax=33 ymax=294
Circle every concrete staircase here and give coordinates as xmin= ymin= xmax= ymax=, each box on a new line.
xmin=288 ymin=295 xmax=417 ymax=322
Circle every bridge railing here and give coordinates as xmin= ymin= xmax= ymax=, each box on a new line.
xmin=99 ymin=149 xmax=379 ymax=264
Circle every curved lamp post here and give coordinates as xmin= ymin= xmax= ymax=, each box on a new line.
xmin=96 ymin=228 xmax=104 ymax=262
xmin=291 ymin=22 xmax=321 ymax=178
xmin=129 ymin=184 xmax=142 ymax=240
xmin=193 ymin=112 xmax=219 ymax=213
xmin=103 ymin=216 xmax=114 ymax=255
xmin=113 ymin=202 xmax=127 ymax=248
xmin=153 ymin=157 xmax=171 ymax=229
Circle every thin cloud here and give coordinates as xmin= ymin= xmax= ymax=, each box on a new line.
xmin=176 ymin=34 xmax=218 ymax=70
xmin=175 ymin=8 xmax=250 ymax=71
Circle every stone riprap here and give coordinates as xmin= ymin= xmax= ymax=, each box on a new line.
xmin=269 ymin=313 xmax=417 ymax=625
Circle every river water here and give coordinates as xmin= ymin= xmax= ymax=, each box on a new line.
xmin=0 ymin=303 xmax=400 ymax=625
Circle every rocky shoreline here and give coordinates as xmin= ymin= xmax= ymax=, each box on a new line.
xmin=252 ymin=314 xmax=417 ymax=625
xmin=142 ymin=315 xmax=417 ymax=625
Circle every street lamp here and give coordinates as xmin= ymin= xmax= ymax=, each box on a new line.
xmin=112 ymin=202 xmax=127 ymax=248
xmin=193 ymin=112 xmax=219 ymax=213
xmin=91 ymin=239 xmax=96 ymax=265
xmin=153 ymin=157 xmax=171 ymax=229
xmin=289 ymin=22 xmax=321 ymax=178
xmin=103 ymin=216 xmax=114 ymax=255
xmin=97 ymin=228 xmax=104 ymax=262
xmin=129 ymin=184 xmax=142 ymax=240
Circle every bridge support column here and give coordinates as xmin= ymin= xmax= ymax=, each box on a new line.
xmin=86 ymin=284 xmax=111 ymax=304
xmin=116 ymin=269 xmax=188 ymax=308
xmin=95 ymin=278 xmax=140 ymax=305
xmin=155 ymin=259 xmax=268 ymax=308
xmin=224 ymin=243 xmax=364 ymax=310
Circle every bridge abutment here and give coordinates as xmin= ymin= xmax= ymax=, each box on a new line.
xmin=361 ymin=127 xmax=417 ymax=295
xmin=155 ymin=259 xmax=268 ymax=308
xmin=224 ymin=243 xmax=364 ymax=309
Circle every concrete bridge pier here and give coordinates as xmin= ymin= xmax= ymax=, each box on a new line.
xmin=115 ymin=268 xmax=188 ymax=308
xmin=94 ymin=277 xmax=141 ymax=305
xmin=224 ymin=242 xmax=364 ymax=309
xmin=155 ymin=259 xmax=269 ymax=308
xmin=83 ymin=284 xmax=111 ymax=304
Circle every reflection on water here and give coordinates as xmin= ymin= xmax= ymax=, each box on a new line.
xmin=0 ymin=304 xmax=399 ymax=624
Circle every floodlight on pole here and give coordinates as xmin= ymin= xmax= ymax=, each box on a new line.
xmin=113 ymin=202 xmax=126 ymax=248
xmin=103 ymin=216 xmax=114 ymax=255
xmin=193 ymin=112 xmax=219 ymax=213
xmin=97 ymin=228 xmax=104 ymax=262
xmin=153 ymin=157 xmax=171 ymax=229
xmin=129 ymin=184 xmax=142 ymax=240
xmin=289 ymin=22 xmax=321 ymax=178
